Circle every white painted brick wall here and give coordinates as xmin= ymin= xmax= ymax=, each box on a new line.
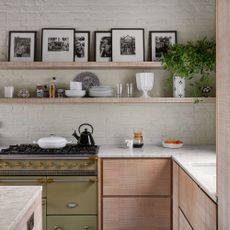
xmin=0 ymin=0 xmax=216 ymax=145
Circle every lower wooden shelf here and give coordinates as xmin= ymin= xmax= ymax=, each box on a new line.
xmin=0 ymin=97 xmax=216 ymax=104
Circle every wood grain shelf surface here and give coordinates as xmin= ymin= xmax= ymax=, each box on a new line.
xmin=0 ymin=61 xmax=162 ymax=70
xmin=0 ymin=97 xmax=216 ymax=104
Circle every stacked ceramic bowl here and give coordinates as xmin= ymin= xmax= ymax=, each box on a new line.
xmin=89 ymin=86 xmax=114 ymax=97
xmin=65 ymin=81 xmax=86 ymax=98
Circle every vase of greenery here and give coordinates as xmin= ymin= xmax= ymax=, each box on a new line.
xmin=161 ymin=42 xmax=196 ymax=97
xmin=161 ymin=38 xmax=216 ymax=97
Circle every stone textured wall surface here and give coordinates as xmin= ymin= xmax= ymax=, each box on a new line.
xmin=0 ymin=0 xmax=216 ymax=146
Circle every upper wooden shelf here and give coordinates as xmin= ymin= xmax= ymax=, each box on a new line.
xmin=0 ymin=61 xmax=162 ymax=70
xmin=0 ymin=97 xmax=215 ymax=104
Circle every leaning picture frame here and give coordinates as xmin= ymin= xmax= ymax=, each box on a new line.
xmin=8 ymin=31 xmax=37 ymax=62
xmin=74 ymin=31 xmax=90 ymax=62
xmin=94 ymin=31 xmax=112 ymax=62
xmin=150 ymin=31 xmax=177 ymax=62
xmin=42 ymin=28 xmax=75 ymax=62
xmin=111 ymin=28 xmax=145 ymax=62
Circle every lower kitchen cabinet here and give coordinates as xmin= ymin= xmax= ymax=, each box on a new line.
xmin=100 ymin=159 xmax=172 ymax=230
xmin=179 ymin=167 xmax=217 ymax=230
xmin=179 ymin=209 xmax=192 ymax=230
xmin=47 ymin=216 xmax=97 ymax=230
xmin=103 ymin=197 xmax=171 ymax=230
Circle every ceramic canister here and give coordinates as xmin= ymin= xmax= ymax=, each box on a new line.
xmin=173 ymin=76 xmax=185 ymax=98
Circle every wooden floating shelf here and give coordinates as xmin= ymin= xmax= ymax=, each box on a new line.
xmin=0 ymin=61 xmax=162 ymax=70
xmin=0 ymin=97 xmax=216 ymax=104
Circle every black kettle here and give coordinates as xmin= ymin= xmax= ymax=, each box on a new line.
xmin=72 ymin=123 xmax=95 ymax=146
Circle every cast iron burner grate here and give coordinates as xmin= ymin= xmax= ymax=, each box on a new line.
xmin=0 ymin=144 xmax=99 ymax=155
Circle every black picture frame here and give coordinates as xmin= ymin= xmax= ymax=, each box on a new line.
xmin=94 ymin=31 xmax=112 ymax=62
xmin=8 ymin=31 xmax=37 ymax=62
xmin=41 ymin=28 xmax=75 ymax=62
xmin=111 ymin=28 xmax=145 ymax=62
xmin=74 ymin=31 xmax=90 ymax=62
xmin=150 ymin=30 xmax=177 ymax=62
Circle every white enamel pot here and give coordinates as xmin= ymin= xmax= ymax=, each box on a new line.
xmin=34 ymin=134 xmax=71 ymax=149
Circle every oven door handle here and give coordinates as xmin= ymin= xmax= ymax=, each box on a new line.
xmin=0 ymin=178 xmax=46 ymax=183
xmin=47 ymin=178 xmax=97 ymax=183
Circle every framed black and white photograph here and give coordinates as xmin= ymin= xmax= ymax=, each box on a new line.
xmin=42 ymin=28 xmax=75 ymax=62
xmin=75 ymin=31 xmax=90 ymax=62
xmin=95 ymin=31 xmax=112 ymax=62
xmin=8 ymin=31 xmax=36 ymax=62
xmin=150 ymin=31 xmax=177 ymax=62
xmin=112 ymin=28 xmax=144 ymax=62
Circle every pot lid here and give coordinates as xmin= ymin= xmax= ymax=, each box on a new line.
xmin=37 ymin=134 xmax=68 ymax=144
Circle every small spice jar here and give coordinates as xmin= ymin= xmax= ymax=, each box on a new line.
xmin=36 ymin=84 xmax=44 ymax=98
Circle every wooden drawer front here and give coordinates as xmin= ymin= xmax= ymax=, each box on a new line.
xmin=179 ymin=209 xmax=192 ymax=230
xmin=103 ymin=197 xmax=171 ymax=230
xmin=47 ymin=216 xmax=97 ymax=230
xmin=173 ymin=162 xmax=179 ymax=230
xmin=103 ymin=159 xmax=171 ymax=196
xmin=0 ymin=176 xmax=46 ymax=197
xmin=179 ymin=169 xmax=216 ymax=230
xmin=47 ymin=176 xmax=97 ymax=215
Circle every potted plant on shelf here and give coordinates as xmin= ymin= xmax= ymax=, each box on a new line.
xmin=189 ymin=38 xmax=216 ymax=97
xmin=161 ymin=37 xmax=216 ymax=98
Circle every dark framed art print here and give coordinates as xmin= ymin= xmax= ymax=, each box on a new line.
xmin=42 ymin=28 xmax=75 ymax=62
xmin=8 ymin=31 xmax=37 ymax=62
xmin=94 ymin=31 xmax=112 ymax=62
xmin=150 ymin=31 xmax=177 ymax=62
xmin=112 ymin=28 xmax=145 ymax=62
xmin=75 ymin=31 xmax=90 ymax=62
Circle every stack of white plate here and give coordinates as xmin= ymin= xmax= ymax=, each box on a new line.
xmin=89 ymin=86 xmax=114 ymax=97
xmin=65 ymin=90 xmax=86 ymax=98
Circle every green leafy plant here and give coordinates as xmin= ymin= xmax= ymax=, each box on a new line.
xmin=161 ymin=37 xmax=216 ymax=96
xmin=189 ymin=38 xmax=216 ymax=96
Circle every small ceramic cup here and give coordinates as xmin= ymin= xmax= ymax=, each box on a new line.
xmin=4 ymin=86 xmax=14 ymax=98
xmin=125 ymin=139 xmax=133 ymax=149
xmin=70 ymin=81 xmax=82 ymax=90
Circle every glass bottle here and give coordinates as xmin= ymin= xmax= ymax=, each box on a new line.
xmin=49 ymin=77 xmax=56 ymax=98
xmin=133 ymin=129 xmax=144 ymax=148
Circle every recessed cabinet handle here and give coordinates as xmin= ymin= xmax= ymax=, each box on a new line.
xmin=66 ymin=202 xmax=78 ymax=208
xmin=53 ymin=226 xmax=63 ymax=230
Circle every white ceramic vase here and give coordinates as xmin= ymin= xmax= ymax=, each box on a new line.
xmin=173 ymin=76 xmax=185 ymax=98
xmin=136 ymin=73 xmax=155 ymax=98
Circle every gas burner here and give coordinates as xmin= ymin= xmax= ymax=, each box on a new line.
xmin=0 ymin=144 xmax=99 ymax=155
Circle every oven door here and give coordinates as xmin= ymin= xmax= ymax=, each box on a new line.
xmin=47 ymin=176 xmax=97 ymax=215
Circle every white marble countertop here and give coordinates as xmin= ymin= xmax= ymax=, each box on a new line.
xmin=99 ymin=144 xmax=217 ymax=202
xmin=0 ymin=186 xmax=42 ymax=230
xmin=0 ymin=144 xmax=217 ymax=202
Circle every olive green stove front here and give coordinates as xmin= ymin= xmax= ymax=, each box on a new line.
xmin=46 ymin=176 xmax=97 ymax=230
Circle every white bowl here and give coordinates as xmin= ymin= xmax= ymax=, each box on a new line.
xmin=162 ymin=141 xmax=183 ymax=149
xmin=70 ymin=81 xmax=82 ymax=90
xmin=65 ymin=90 xmax=86 ymax=97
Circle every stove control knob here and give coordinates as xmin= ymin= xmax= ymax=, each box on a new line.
xmin=26 ymin=161 xmax=33 ymax=167
xmin=0 ymin=162 xmax=10 ymax=168
xmin=15 ymin=161 xmax=22 ymax=167
xmin=84 ymin=226 xmax=89 ymax=230
xmin=39 ymin=162 xmax=45 ymax=168
xmin=73 ymin=163 xmax=79 ymax=168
